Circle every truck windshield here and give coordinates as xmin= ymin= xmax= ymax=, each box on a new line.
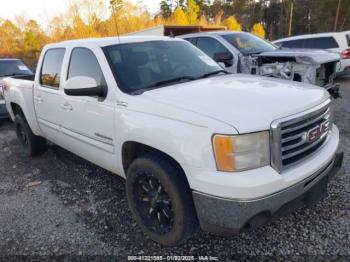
xmin=222 ymin=33 xmax=277 ymax=55
xmin=103 ymin=40 xmax=224 ymax=94
xmin=0 ymin=60 xmax=33 ymax=77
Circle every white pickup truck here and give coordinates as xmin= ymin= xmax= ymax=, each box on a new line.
xmin=3 ymin=36 xmax=343 ymax=246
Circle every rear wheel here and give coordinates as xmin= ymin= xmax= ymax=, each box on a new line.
xmin=14 ymin=114 xmax=47 ymax=157
xmin=126 ymin=152 xmax=198 ymax=246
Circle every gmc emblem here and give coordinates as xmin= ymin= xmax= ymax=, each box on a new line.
xmin=306 ymin=120 xmax=330 ymax=143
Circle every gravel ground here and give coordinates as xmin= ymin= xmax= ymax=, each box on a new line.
xmin=0 ymin=78 xmax=350 ymax=261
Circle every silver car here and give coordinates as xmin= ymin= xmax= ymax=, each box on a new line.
xmin=180 ymin=31 xmax=341 ymax=97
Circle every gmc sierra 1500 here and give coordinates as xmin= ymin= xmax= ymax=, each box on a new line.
xmin=3 ymin=36 xmax=343 ymax=246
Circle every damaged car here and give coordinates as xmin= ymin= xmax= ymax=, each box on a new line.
xmin=180 ymin=31 xmax=341 ymax=97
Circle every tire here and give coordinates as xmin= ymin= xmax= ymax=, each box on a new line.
xmin=14 ymin=113 xmax=47 ymax=157
xmin=126 ymin=152 xmax=198 ymax=246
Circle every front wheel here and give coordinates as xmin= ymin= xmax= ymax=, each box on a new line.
xmin=126 ymin=152 xmax=198 ymax=246
xmin=14 ymin=114 xmax=47 ymax=157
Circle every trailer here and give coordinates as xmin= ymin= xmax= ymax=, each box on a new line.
xmin=127 ymin=25 xmax=227 ymax=37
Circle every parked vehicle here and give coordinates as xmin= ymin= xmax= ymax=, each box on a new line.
xmin=0 ymin=59 xmax=34 ymax=118
xmin=273 ymin=31 xmax=350 ymax=76
xmin=3 ymin=37 xmax=343 ymax=246
xmin=179 ymin=31 xmax=341 ymax=97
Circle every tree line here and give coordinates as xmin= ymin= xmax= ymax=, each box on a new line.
xmin=0 ymin=0 xmax=349 ymax=69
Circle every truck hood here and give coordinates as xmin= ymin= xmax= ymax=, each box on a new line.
xmin=257 ymin=49 xmax=340 ymax=64
xmin=140 ymin=74 xmax=329 ymax=133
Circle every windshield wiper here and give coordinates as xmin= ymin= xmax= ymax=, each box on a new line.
xmin=197 ymin=70 xmax=228 ymax=79
xmin=130 ymin=76 xmax=197 ymax=95
xmin=1 ymin=73 xmax=33 ymax=77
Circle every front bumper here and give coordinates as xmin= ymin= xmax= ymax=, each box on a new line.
xmin=193 ymin=152 xmax=343 ymax=235
xmin=0 ymin=102 xmax=8 ymax=119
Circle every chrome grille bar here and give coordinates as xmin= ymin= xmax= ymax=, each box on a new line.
xmin=281 ymin=135 xmax=307 ymax=151
xmin=281 ymin=108 xmax=330 ymax=134
xmin=281 ymin=135 xmax=327 ymax=160
xmin=281 ymin=132 xmax=305 ymax=143
xmin=271 ymin=99 xmax=332 ymax=173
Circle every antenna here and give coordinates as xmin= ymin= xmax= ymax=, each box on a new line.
xmin=115 ymin=16 xmax=121 ymax=44
xmin=110 ymin=0 xmax=121 ymax=43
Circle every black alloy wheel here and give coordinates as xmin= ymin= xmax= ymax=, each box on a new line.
xmin=134 ymin=171 xmax=175 ymax=235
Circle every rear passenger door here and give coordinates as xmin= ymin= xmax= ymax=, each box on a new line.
xmin=59 ymin=46 xmax=117 ymax=172
xmin=34 ymin=48 xmax=66 ymax=144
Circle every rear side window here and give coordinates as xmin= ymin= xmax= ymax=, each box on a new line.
xmin=304 ymin=37 xmax=339 ymax=49
xmin=67 ymin=48 xmax=106 ymax=87
xmin=280 ymin=37 xmax=339 ymax=49
xmin=280 ymin=39 xmax=306 ymax=48
xmin=197 ymin=37 xmax=230 ymax=59
xmin=346 ymin=33 xmax=350 ymax=47
xmin=184 ymin=37 xmax=197 ymax=45
xmin=40 ymin=48 xmax=65 ymax=89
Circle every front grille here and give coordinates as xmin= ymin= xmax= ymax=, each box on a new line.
xmin=271 ymin=99 xmax=332 ymax=172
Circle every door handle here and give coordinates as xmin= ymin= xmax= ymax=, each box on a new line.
xmin=34 ymin=96 xmax=44 ymax=103
xmin=61 ymin=102 xmax=73 ymax=111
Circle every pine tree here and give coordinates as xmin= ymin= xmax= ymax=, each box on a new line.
xmin=160 ymin=0 xmax=172 ymax=18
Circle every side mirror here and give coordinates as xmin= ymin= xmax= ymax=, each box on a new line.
xmin=213 ymin=52 xmax=234 ymax=67
xmin=64 ymin=76 xmax=107 ymax=98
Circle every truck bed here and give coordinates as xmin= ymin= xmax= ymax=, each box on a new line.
xmin=3 ymin=76 xmax=40 ymax=134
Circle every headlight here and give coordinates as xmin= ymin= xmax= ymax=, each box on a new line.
xmin=213 ymin=132 xmax=270 ymax=172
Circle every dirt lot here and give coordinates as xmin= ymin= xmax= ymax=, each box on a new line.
xmin=0 ymin=78 xmax=350 ymax=261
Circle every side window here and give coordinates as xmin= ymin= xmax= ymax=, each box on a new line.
xmin=346 ymin=33 xmax=350 ymax=47
xmin=197 ymin=37 xmax=230 ymax=59
xmin=68 ymin=48 xmax=106 ymax=87
xmin=184 ymin=37 xmax=197 ymax=46
xmin=40 ymin=49 xmax=65 ymax=89
xmin=304 ymin=37 xmax=339 ymax=49
xmin=281 ymin=39 xmax=305 ymax=48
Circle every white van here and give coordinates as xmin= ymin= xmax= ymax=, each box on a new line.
xmin=273 ymin=32 xmax=350 ymax=76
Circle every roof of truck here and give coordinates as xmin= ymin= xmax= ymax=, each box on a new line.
xmin=46 ymin=36 xmax=183 ymax=49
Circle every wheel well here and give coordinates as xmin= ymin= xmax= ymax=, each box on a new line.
xmin=10 ymin=103 xmax=24 ymax=116
xmin=122 ymin=141 xmax=189 ymax=183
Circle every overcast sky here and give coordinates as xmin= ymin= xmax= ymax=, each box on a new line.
xmin=0 ymin=0 xmax=161 ymax=27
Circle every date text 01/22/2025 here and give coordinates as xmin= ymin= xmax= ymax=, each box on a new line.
xmin=127 ymin=255 xmax=219 ymax=261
